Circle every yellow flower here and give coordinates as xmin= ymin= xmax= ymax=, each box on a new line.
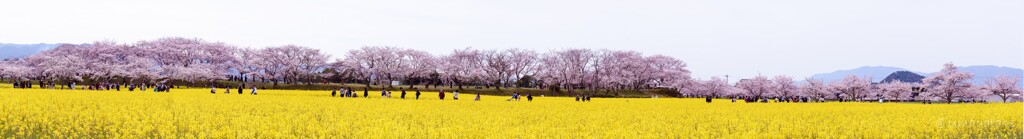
xmin=0 ymin=85 xmax=1019 ymax=138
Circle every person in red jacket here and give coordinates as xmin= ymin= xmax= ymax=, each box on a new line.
xmin=439 ymin=89 xmax=446 ymax=100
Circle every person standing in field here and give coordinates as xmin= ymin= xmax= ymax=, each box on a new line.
xmin=453 ymin=90 xmax=459 ymax=100
xmin=439 ymin=89 xmax=446 ymax=100
xmin=527 ymin=93 xmax=533 ymax=101
xmin=474 ymin=93 xmax=480 ymax=101
xmin=251 ymin=86 xmax=258 ymax=95
xmin=338 ymin=88 xmax=346 ymax=97
xmin=211 ymin=86 xmax=216 ymax=94
xmin=331 ymin=89 xmax=337 ymax=97
xmin=363 ymin=88 xmax=369 ymax=98
xmin=347 ymin=87 xmax=353 ymax=97
xmin=415 ymin=88 xmax=421 ymax=100
xmin=400 ymin=87 xmax=407 ymax=99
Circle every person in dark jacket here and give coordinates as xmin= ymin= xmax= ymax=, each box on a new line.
xmin=363 ymin=88 xmax=369 ymax=98
xmin=346 ymin=88 xmax=353 ymax=97
xmin=415 ymin=88 xmax=421 ymax=100
xmin=331 ymin=89 xmax=337 ymax=97
xmin=400 ymin=88 xmax=407 ymax=99
xmin=527 ymin=94 xmax=533 ymax=101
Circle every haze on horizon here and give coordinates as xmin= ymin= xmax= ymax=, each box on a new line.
xmin=1 ymin=0 xmax=1021 ymax=80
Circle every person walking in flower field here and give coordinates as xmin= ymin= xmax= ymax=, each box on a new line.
xmin=400 ymin=88 xmax=407 ymax=99
xmin=439 ymin=89 xmax=446 ymax=100
xmin=453 ymin=90 xmax=459 ymax=100
xmin=415 ymin=88 xmax=421 ymax=100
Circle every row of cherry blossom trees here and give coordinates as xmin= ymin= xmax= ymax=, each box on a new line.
xmin=336 ymin=46 xmax=691 ymax=95
xmin=0 ymin=38 xmax=692 ymax=96
xmin=0 ymin=38 xmax=330 ymax=87
xmin=683 ymin=63 xmax=1022 ymax=102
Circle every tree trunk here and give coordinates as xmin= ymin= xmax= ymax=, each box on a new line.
xmin=494 ymin=80 xmax=501 ymax=90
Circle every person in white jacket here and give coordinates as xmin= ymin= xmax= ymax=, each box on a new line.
xmin=453 ymin=90 xmax=459 ymax=100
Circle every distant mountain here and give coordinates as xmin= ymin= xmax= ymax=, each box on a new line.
xmin=880 ymin=71 xmax=925 ymax=83
xmin=812 ymin=65 xmax=1023 ymax=87
xmin=809 ymin=66 xmax=922 ymax=82
xmin=0 ymin=43 xmax=60 ymax=59
xmin=954 ymin=65 xmax=1023 ymax=87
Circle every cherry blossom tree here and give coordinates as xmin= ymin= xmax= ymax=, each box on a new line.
xmin=737 ymin=75 xmax=772 ymax=99
xmin=691 ymin=77 xmax=730 ymax=97
xmin=645 ymin=55 xmax=691 ymax=89
xmin=440 ymin=47 xmax=485 ymax=90
xmin=922 ymin=63 xmax=975 ymax=103
xmin=138 ymin=37 xmax=235 ymax=84
xmin=258 ymin=45 xmax=300 ymax=86
xmin=537 ymin=49 xmax=594 ymax=94
xmin=0 ymin=60 xmax=34 ymax=82
xmin=397 ymin=49 xmax=437 ymax=88
xmin=481 ymin=49 xmax=512 ymax=89
xmin=506 ymin=48 xmax=539 ymax=88
xmin=24 ymin=44 xmax=90 ymax=84
xmin=829 ymin=75 xmax=872 ymax=101
xmin=799 ymin=78 xmax=829 ymax=101
xmin=233 ymin=47 xmax=264 ymax=82
xmin=983 ymin=75 xmax=1021 ymax=102
xmin=82 ymin=41 xmax=160 ymax=84
xmin=960 ymin=86 xmax=990 ymax=102
xmin=293 ymin=45 xmax=330 ymax=84
xmin=772 ymin=75 xmax=798 ymax=98
xmin=343 ymin=46 xmax=405 ymax=87
xmin=595 ymin=50 xmax=645 ymax=94
xmin=878 ymin=80 xmax=914 ymax=101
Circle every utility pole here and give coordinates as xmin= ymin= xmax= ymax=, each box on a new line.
xmin=724 ymin=75 xmax=729 ymax=85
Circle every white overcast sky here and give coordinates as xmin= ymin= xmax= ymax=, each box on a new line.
xmin=1 ymin=0 xmax=1021 ymax=80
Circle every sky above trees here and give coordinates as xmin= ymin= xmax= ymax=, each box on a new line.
xmin=1 ymin=0 xmax=1020 ymax=80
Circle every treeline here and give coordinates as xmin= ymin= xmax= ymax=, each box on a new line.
xmin=0 ymin=37 xmax=691 ymax=96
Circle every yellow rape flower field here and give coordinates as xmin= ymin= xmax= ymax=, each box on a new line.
xmin=0 ymin=86 xmax=1020 ymax=138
